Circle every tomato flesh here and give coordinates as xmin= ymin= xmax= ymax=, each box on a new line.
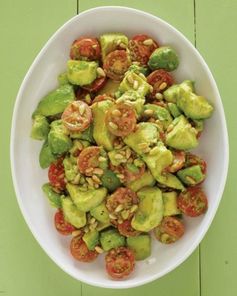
xmin=70 ymin=236 xmax=98 ymax=262
xmin=118 ymin=219 xmax=140 ymax=237
xmin=105 ymin=247 xmax=135 ymax=279
xmin=147 ymin=69 xmax=174 ymax=97
xmin=70 ymin=37 xmax=101 ymax=61
xmin=48 ymin=157 xmax=66 ymax=191
xmin=77 ymin=146 xmax=101 ymax=175
xmin=177 ymin=186 xmax=208 ymax=217
xmin=82 ymin=76 xmax=107 ymax=93
xmin=54 ymin=210 xmax=76 ymax=235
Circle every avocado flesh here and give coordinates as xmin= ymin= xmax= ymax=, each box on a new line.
xmin=119 ymin=72 xmax=151 ymax=97
xmin=127 ymin=234 xmax=151 ymax=260
xmin=67 ymin=60 xmax=98 ymax=86
xmin=90 ymin=202 xmax=110 ymax=224
xmin=42 ymin=183 xmax=62 ymax=208
xmin=127 ymin=171 xmax=155 ymax=192
xmin=91 ymin=100 xmax=115 ymax=151
xmin=82 ymin=230 xmax=99 ymax=250
xmin=163 ymin=80 xmax=194 ymax=103
xmin=61 ymin=197 xmax=86 ymax=228
xmin=132 ymin=187 xmax=164 ymax=232
xmin=39 ymin=141 xmax=57 ymax=169
xmin=66 ymin=183 xmax=107 ymax=212
xmin=163 ymin=191 xmax=181 ymax=216
xmin=177 ymin=164 xmax=205 ymax=185
xmin=144 ymin=104 xmax=173 ymax=130
xmin=116 ymin=90 xmax=145 ymax=117
xmin=31 ymin=115 xmax=50 ymax=141
xmin=100 ymin=229 xmax=125 ymax=251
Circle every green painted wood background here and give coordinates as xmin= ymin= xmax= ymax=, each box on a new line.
xmin=0 ymin=0 xmax=235 ymax=295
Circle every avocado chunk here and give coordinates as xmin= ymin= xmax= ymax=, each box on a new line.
xmin=63 ymin=156 xmax=80 ymax=184
xmin=132 ymin=187 xmax=164 ymax=232
xmin=127 ymin=234 xmax=151 ymax=260
xmin=100 ymin=32 xmax=128 ymax=61
xmin=143 ymin=142 xmax=184 ymax=190
xmin=58 ymin=71 xmax=70 ymax=85
xmin=82 ymin=230 xmax=99 ymax=250
xmin=61 ymin=197 xmax=86 ymax=228
xmin=97 ymin=79 xmax=120 ymax=96
xmin=90 ymin=202 xmax=110 ymax=224
xmin=31 ymin=115 xmax=50 ymax=140
xmin=163 ymin=191 xmax=181 ymax=216
xmin=39 ymin=141 xmax=57 ymax=169
xmin=101 ymin=170 xmax=122 ymax=192
xmin=166 ymin=115 xmax=198 ymax=150
xmin=128 ymin=64 xmax=150 ymax=76
xmin=119 ymin=72 xmax=151 ymax=97
xmin=48 ymin=120 xmax=72 ymax=155
xmin=148 ymin=46 xmax=179 ymax=71
xmin=97 ymin=221 xmax=111 ymax=231
xmin=167 ymin=102 xmax=182 ymax=118
xmin=42 ymin=183 xmax=62 ymax=208
xmin=67 ymin=60 xmax=98 ymax=86
xmin=116 ymin=90 xmax=145 ymax=117
xmin=177 ymin=165 xmax=205 ymax=185
xmin=124 ymin=122 xmax=159 ymax=155
xmin=91 ymin=100 xmax=115 ymax=151
xmin=163 ymin=80 xmax=194 ymax=103
xmin=33 ymin=84 xmax=75 ymax=117
xmin=192 ymin=119 xmax=204 ymax=133
xmin=128 ymin=171 xmax=155 ymax=192
xmin=70 ymin=125 xmax=94 ymax=143
xmin=143 ymin=104 xmax=173 ymax=130
xmin=100 ymin=229 xmax=125 ymax=251
xmin=66 ymin=183 xmax=107 ymax=212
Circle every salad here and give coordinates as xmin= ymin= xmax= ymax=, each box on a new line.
xmin=31 ymin=32 xmax=213 ymax=280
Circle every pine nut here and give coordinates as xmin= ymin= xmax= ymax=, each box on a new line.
xmin=130 ymin=204 xmax=138 ymax=213
xmin=119 ymin=42 xmax=127 ymax=49
xmin=109 ymin=122 xmax=118 ymax=130
xmin=114 ymin=154 xmax=124 ymax=160
xmin=92 ymin=174 xmax=101 ymax=184
xmin=133 ymin=80 xmax=139 ymax=90
xmin=85 ymin=167 xmax=94 ymax=174
xmin=112 ymin=109 xmax=122 ymax=116
xmin=121 ymin=210 xmax=129 ymax=220
xmin=95 ymin=246 xmax=104 ymax=254
xmin=109 ymin=213 xmax=117 ymax=220
xmin=143 ymin=39 xmax=153 ymax=46
xmin=159 ymin=82 xmax=167 ymax=90
xmin=79 ymin=104 xmax=85 ymax=115
xmin=98 ymin=156 xmax=106 ymax=162
xmin=72 ymin=230 xmax=82 ymax=237
xmin=90 ymin=217 xmax=96 ymax=224
xmin=155 ymin=93 xmax=163 ymax=100
xmin=97 ymin=67 xmax=106 ymax=77
xmin=139 ymin=73 xmax=146 ymax=80
xmin=115 ymin=204 xmax=124 ymax=212
xmin=125 ymin=148 xmax=132 ymax=159
xmin=86 ymin=177 xmax=94 ymax=187
xmin=127 ymin=74 xmax=134 ymax=84
xmin=117 ymin=174 xmax=125 ymax=179
xmin=144 ymin=109 xmax=154 ymax=116
xmin=93 ymin=168 xmax=104 ymax=175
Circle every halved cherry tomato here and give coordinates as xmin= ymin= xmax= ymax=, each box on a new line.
xmin=70 ymin=236 xmax=98 ymax=262
xmin=128 ymin=34 xmax=158 ymax=65
xmin=54 ymin=210 xmax=76 ymax=235
xmin=105 ymin=247 xmax=135 ymax=279
xmin=147 ymin=69 xmax=174 ymax=97
xmin=110 ymin=163 xmax=145 ymax=184
xmin=103 ymin=50 xmax=131 ymax=81
xmin=118 ymin=219 xmax=140 ymax=237
xmin=154 ymin=216 xmax=184 ymax=244
xmin=70 ymin=37 xmax=101 ymax=61
xmin=105 ymin=103 xmax=137 ymax=137
xmin=61 ymin=101 xmax=92 ymax=132
xmin=177 ymin=186 xmax=208 ymax=217
xmin=82 ymin=76 xmax=107 ymax=93
xmin=165 ymin=151 xmax=186 ymax=173
xmin=77 ymin=146 xmax=101 ymax=175
xmin=92 ymin=94 xmax=114 ymax=104
xmin=75 ymin=88 xmax=92 ymax=105
xmin=185 ymin=153 xmax=207 ymax=174
xmin=48 ymin=157 xmax=66 ymax=191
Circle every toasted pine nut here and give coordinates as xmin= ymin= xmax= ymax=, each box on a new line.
xmin=117 ymin=174 xmax=125 ymax=179
xmin=86 ymin=177 xmax=94 ymax=187
xmin=114 ymin=154 xmax=124 ymax=160
xmin=97 ymin=67 xmax=106 ymax=77
xmin=119 ymin=42 xmax=127 ymax=49
xmin=139 ymin=73 xmax=146 ymax=80
xmin=93 ymin=168 xmax=104 ymax=175
xmin=159 ymin=82 xmax=167 ymax=90
xmin=144 ymin=109 xmax=154 ymax=116
xmin=98 ymin=156 xmax=106 ymax=162
xmin=109 ymin=122 xmax=118 ymax=130
xmin=72 ymin=230 xmax=81 ymax=237
xmin=85 ymin=167 xmax=94 ymax=174
xmin=95 ymin=246 xmax=104 ymax=254
xmin=109 ymin=213 xmax=117 ymax=220
xmin=127 ymin=74 xmax=134 ymax=84
xmin=130 ymin=204 xmax=138 ymax=213
xmin=79 ymin=104 xmax=85 ymax=115
xmin=133 ymin=80 xmax=139 ymax=90
xmin=155 ymin=93 xmax=163 ymax=100
xmin=125 ymin=148 xmax=132 ymax=159
xmin=92 ymin=174 xmax=101 ymax=184
xmin=112 ymin=109 xmax=122 ymax=116
xmin=143 ymin=39 xmax=153 ymax=46
xmin=115 ymin=204 xmax=124 ymax=212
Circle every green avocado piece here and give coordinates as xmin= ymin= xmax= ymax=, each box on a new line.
xmin=148 ymin=46 xmax=179 ymax=71
xmin=67 ymin=60 xmax=98 ymax=86
xmin=91 ymin=100 xmax=115 ymax=151
xmin=99 ymin=32 xmax=128 ymax=61
xmin=166 ymin=115 xmax=198 ymax=150
xmin=97 ymin=221 xmax=111 ymax=231
xmin=61 ymin=197 xmax=86 ymax=228
xmin=58 ymin=71 xmax=70 ymax=85
xmin=42 ymin=183 xmax=62 ymax=208
xmin=167 ymin=102 xmax=182 ymax=118
xmin=97 ymin=79 xmax=120 ymax=96
xmin=48 ymin=120 xmax=72 ymax=155
xmin=177 ymin=164 xmax=205 ymax=185
xmin=143 ymin=142 xmax=184 ymax=190
xmin=144 ymin=104 xmax=173 ymax=130
xmin=66 ymin=183 xmax=107 ymax=212
xmin=132 ymin=187 xmax=164 ymax=232
xmin=128 ymin=171 xmax=156 ymax=192
xmin=127 ymin=234 xmax=151 ymax=260
xmin=90 ymin=202 xmax=110 ymax=224
xmin=124 ymin=122 xmax=159 ymax=155
xmin=82 ymin=230 xmax=99 ymax=250
xmin=39 ymin=141 xmax=57 ymax=169
xmin=116 ymin=90 xmax=145 ymax=117
xmin=70 ymin=125 xmax=94 ymax=142
xmin=63 ymin=156 xmax=80 ymax=184
xmin=128 ymin=64 xmax=150 ymax=76
xmin=163 ymin=191 xmax=181 ymax=216
xmin=33 ymin=84 xmax=75 ymax=117
xmin=31 ymin=115 xmax=50 ymax=140
xmin=192 ymin=119 xmax=204 ymax=133
xmin=101 ymin=170 xmax=122 ymax=192
xmin=163 ymin=80 xmax=194 ymax=103
xmin=100 ymin=229 xmax=125 ymax=251
xmin=119 ymin=72 xmax=151 ymax=97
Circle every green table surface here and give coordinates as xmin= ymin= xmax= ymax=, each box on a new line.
xmin=0 ymin=0 xmax=235 ymax=295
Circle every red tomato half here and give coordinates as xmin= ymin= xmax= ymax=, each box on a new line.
xmin=177 ymin=186 xmax=208 ymax=217
xmin=77 ymin=146 xmax=101 ymax=175
xmin=54 ymin=210 xmax=76 ymax=235
xmin=105 ymin=247 xmax=135 ymax=279
xmin=118 ymin=219 xmax=140 ymax=237
xmin=147 ymin=69 xmax=174 ymax=97
xmin=103 ymin=50 xmax=131 ymax=81
xmin=61 ymin=101 xmax=92 ymax=132
xmin=110 ymin=163 xmax=145 ymax=184
xmin=128 ymin=34 xmax=158 ymax=65
xmin=70 ymin=37 xmax=101 ymax=61
xmin=48 ymin=158 xmax=66 ymax=190
xmin=82 ymin=76 xmax=107 ymax=93
xmin=70 ymin=236 xmax=98 ymax=262
xmin=92 ymin=94 xmax=114 ymax=104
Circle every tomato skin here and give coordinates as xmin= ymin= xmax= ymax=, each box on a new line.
xmin=54 ymin=210 xmax=76 ymax=235
xmin=177 ymin=186 xmax=208 ymax=217
xmin=92 ymin=94 xmax=114 ymax=104
xmin=185 ymin=153 xmax=207 ymax=174
xmin=118 ymin=219 xmax=140 ymax=237
xmin=77 ymin=146 xmax=101 ymax=175
xmin=61 ymin=101 xmax=92 ymax=132
xmin=48 ymin=158 xmax=66 ymax=191
xmin=105 ymin=103 xmax=137 ymax=137
xmin=70 ymin=37 xmax=101 ymax=61
xmin=129 ymin=34 xmax=158 ymax=65
xmin=82 ymin=76 xmax=107 ymax=93
xmin=147 ymin=69 xmax=174 ymax=97
xmin=165 ymin=151 xmax=186 ymax=173
xmin=105 ymin=247 xmax=135 ymax=279
xmin=154 ymin=216 xmax=184 ymax=244
xmin=110 ymin=163 xmax=145 ymax=184
xmin=103 ymin=50 xmax=131 ymax=81
xmin=70 ymin=236 xmax=98 ymax=262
